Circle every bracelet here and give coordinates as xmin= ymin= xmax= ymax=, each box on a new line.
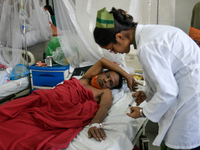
xmin=140 ymin=108 xmax=146 ymax=117
xmin=89 ymin=123 xmax=104 ymax=129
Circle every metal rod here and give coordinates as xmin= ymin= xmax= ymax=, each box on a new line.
xmin=23 ymin=19 xmax=31 ymax=90
xmin=157 ymin=0 xmax=160 ymax=24
xmin=23 ymin=20 xmax=29 ymax=69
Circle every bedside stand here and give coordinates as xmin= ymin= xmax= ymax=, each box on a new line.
xmin=30 ymin=64 xmax=70 ymax=91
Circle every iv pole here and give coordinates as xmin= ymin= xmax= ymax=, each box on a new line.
xmin=148 ymin=0 xmax=152 ymax=24
xmin=19 ymin=0 xmax=31 ymax=89
xmin=19 ymin=0 xmax=29 ymax=69
xmin=157 ymin=0 xmax=160 ymax=24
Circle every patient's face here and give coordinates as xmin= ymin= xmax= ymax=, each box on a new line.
xmin=96 ymin=71 xmax=120 ymax=89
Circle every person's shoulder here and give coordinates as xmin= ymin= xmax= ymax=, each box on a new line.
xmin=79 ymin=77 xmax=90 ymax=85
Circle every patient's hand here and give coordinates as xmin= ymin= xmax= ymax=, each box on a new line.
xmin=126 ymin=74 xmax=138 ymax=92
xmin=88 ymin=124 xmax=106 ymax=141
xmin=132 ymin=91 xmax=146 ymax=106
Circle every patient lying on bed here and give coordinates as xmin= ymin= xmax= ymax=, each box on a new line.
xmin=0 ymin=57 xmax=137 ymax=150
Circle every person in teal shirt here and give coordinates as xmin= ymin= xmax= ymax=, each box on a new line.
xmin=44 ymin=5 xmax=56 ymax=27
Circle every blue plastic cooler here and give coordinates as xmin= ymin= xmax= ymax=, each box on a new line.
xmin=30 ymin=64 xmax=70 ymax=89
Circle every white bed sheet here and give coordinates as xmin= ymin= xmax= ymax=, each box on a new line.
xmin=0 ymin=77 xmax=29 ymax=100
xmin=65 ymin=84 xmax=147 ymax=150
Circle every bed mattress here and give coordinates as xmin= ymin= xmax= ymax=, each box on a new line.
xmin=65 ymin=84 xmax=147 ymax=150
xmin=0 ymin=77 xmax=29 ymax=100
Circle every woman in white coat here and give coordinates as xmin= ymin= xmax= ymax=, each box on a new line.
xmin=93 ymin=7 xmax=200 ymax=150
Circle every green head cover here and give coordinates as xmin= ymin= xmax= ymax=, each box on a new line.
xmin=96 ymin=7 xmax=114 ymax=28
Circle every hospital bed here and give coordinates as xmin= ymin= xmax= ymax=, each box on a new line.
xmin=63 ymin=58 xmax=148 ymax=150
xmin=0 ymin=0 xmax=52 ymax=103
xmin=49 ymin=49 xmax=148 ymax=150
xmin=0 ymin=50 xmax=35 ymax=103
xmin=65 ymin=83 xmax=148 ymax=150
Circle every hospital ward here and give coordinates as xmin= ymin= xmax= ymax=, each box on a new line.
xmin=0 ymin=0 xmax=200 ymax=150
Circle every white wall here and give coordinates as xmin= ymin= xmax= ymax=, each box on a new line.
xmin=175 ymin=0 xmax=199 ymax=34
xmin=138 ymin=0 xmax=175 ymax=25
xmin=42 ymin=0 xmax=46 ymax=6
xmin=139 ymin=0 xmax=199 ymax=34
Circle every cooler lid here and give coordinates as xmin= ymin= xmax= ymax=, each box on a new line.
xmin=30 ymin=64 xmax=70 ymax=71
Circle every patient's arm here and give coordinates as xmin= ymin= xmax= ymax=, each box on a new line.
xmin=82 ymin=83 xmax=112 ymax=141
xmin=81 ymin=57 xmax=138 ymax=91
xmin=82 ymin=57 xmax=129 ymax=79
xmin=90 ymin=88 xmax=112 ymax=122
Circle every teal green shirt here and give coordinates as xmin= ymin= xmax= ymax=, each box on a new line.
xmin=51 ymin=15 xmax=56 ymax=27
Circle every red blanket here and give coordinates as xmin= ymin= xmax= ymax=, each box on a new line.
xmin=0 ymin=77 xmax=99 ymax=150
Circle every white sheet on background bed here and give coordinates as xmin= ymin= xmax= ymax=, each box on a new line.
xmin=65 ymin=84 xmax=147 ymax=150
xmin=0 ymin=77 xmax=29 ymax=100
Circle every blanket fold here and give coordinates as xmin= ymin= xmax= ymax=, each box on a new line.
xmin=0 ymin=77 xmax=99 ymax=150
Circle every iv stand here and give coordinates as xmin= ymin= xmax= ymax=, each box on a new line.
xmin=19 ymin=0 xmax=29 ymax=69
xmin=157 ymin=0 xmax=160 ymax=24
xmin=19 ymin=0 xmax=31 ymax=89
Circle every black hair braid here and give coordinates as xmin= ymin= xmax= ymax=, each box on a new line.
xmin=110 ymin=7 xmax=136 ymax=28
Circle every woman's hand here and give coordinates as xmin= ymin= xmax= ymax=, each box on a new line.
xmin=126 ymin=74 xmax=138 ymax=92
xmin=132 ymin=91 xmax=146 ymax=106
xmin=126 ymin=107 xmax=141 ymax=118
xmin=88 ymin=123 xmax=106 ymax=141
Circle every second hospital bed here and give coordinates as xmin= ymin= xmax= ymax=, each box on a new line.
xmin=0 ymin=50 xmax=36 ymax=103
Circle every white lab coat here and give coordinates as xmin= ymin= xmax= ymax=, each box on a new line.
xmin=135 ymin=24 xmax=200 ymax=149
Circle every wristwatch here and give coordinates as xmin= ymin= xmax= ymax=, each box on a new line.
xmin=140 ymin=108 xmax=146 ymax=117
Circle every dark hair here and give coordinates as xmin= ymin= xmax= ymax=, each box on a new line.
xmin=44 ymin=5 xmax=55 ymax=16
xmin=93 ymin=7 xmax=137 ymax=46
xmin=105 ymin=70 xmax=124 ymax=89
xmin=113 ymin=71 xmax=123 ymax=89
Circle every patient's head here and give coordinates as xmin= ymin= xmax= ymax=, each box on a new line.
xmin=91 ymin=70 xmax=123 ymax=89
